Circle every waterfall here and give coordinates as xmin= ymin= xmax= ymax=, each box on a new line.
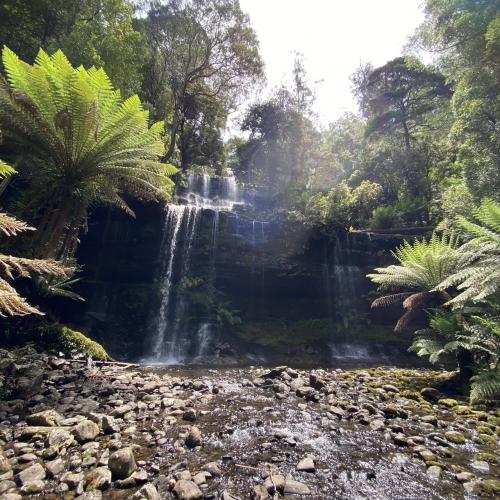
xmin=145 ymin=169 xmax=239 ymax=365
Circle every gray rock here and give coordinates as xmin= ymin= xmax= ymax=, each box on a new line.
xmin=369 ymin=419 xmax=385 ymax=431
xmin=131 ymin=483 xmax=161 ymax=500
xmin=46 ymin=428 xmax=74 ymax=450
xmin=45 ymin=458 xmax=64 ymax=478
xmin=456 ymin=471 xmax=475 ymax=483
xmin=109 ymin=448 xmax=137 ymax=480
xmin=15 ymin=463 xmax=46 ymax=485
xmin=102 ymin=415 xmax=120 ymax=434
xmin=0 ymin=449 xmax=11 ymax=474
xmin=173 ymin=479 xmax=203 ymax=500
xmin=296 ymin=457 xmax=315 ymax=472
xmin=2 ymin=493 xmax=22 ymax=500
xmin=185 ymin=426 xmax=202 ymax=448
xmin=427 ymin=466 xmax=442 ymax=479
xmin=73 ymin=420 xmax=100 ymax=443
xmin=86 ymin=466 xmax=112 ymax=490
xmin=471 ymin=460 xmax=489 ymax=473
xmin=26 ymin=409 xmax=63 ymax=427
xmin=263 ymin=474 xmax=285 ymax=493
xmin=20 ymin=479 xmax=45 ymax=494
xmin=284 ymin=477 xmax=311 ymax=495
xmin=62 ymin=471 xmax=85 ymax=489
xmin=202 ymin=462 xmax=221 ymax=477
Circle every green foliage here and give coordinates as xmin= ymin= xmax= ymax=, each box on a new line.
xmin=435 ymin=199 xmax=500 ymax=307
xmin=0 ymin=47 xmax=178 ymax=258
xmin=410 ymin=310 xmax=462 ymax=363
xmin=0 ymin=0 xmax=145 ymax=97
xmin=470 ymin=369 xmax=500 ymax=404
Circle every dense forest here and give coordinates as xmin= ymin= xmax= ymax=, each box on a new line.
xmin=0 ymin=1 xmax=499 ymax=499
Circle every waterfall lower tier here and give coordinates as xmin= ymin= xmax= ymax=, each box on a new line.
xmin=143 ymin=171 xmax=237 ymax=365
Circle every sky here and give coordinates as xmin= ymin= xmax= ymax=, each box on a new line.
xmin=237 ymin=0 xmax=427 ymax=127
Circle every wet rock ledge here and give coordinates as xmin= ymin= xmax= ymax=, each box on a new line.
xmin=0 ymin=347 xmax=499 ymax=499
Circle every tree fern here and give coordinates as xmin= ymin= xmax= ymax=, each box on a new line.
xmin=0 ymin=47 xmax=178 ymax=259
xmin=435 ymin=199 xmax=500 ymax=308
xmin=470 ymin=369 xmax=500 ymax=404
xmin=367 ymin=233 xmax=470 ymax=331
xmin=0 ymin=213 xmax=72 ymax=316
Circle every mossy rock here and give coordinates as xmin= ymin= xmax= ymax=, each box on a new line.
xmin=473 ymin=434 xmax=497 ymax=446
xmin=475 ymin=452 xmax=498 ymax=465
xmin=470 ymin=479 xmax=500 ymax=495
xmin=43 ymin=325 xmax=109 ymax=361
xmin=438 ymin=398 xmax=459 ymax=408
xmin=400 ymin=390 xmax=422 ymax=401
xmin=452 ymin=405 xmax=471 ymax=415
xmin=444 ymin=431 xmax=466 ymax=444
xmin=487 ymin=416 xmax=500 ymax=425
xmin=476 ymin=424 xmax=494 ymax=435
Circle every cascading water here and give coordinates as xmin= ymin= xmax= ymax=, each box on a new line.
xmin=145 ymin=170 xmax=240 ymax=365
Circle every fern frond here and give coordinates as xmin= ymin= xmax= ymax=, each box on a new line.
xmin=0 ymin=213 xmax=35 ymax=237
xmin=0 ymin=277 xmax=43 ymax=316
xmin=470 ymin=369 xmax=500 ymax=404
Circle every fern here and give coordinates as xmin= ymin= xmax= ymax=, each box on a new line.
xmin=0 ymin=47 xmax=178 ymax=258
xmin=434 ymin=200 xmax=500 ymax=308
xmin=0 ymin=212 xmax=72 ymax=317
xmin=470 ymin=369 xmax=500 ymax=404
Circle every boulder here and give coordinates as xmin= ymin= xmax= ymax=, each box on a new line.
xmin=185 ymin=426 xmax=202 ymax=448
xmin=131 ymin=483 xmax=162 ymax=500
xmin=109 ymin=448 xmax=137 ymax=480
xmin=15 ymin=463 xmax=46 ymax=486
xmin=173 ymin=479 xmax=203 ymax=500
xmin=86 ymin=467 xmax=112 ymax=490
xmin=296 ymin=457 xmax=315 ymax=472
xmin=284 ymin=477 xmax=311 ymax=495
xmin=73 ymin=420 xmax=100 ymax=443
xmin=26 ymin=410 xmax=63 ymax=427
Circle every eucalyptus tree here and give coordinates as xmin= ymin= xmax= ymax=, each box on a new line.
xmin=414 ymin=0 xmax=500 ymax=200
xmin=0 ymin=47 xmax=177 ymax=260
xmin=142 ymin=0 xmax=264 ymax=162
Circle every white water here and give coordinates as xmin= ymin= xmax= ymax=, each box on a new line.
xmin=145 ymin=170 xmax=240 ymax=365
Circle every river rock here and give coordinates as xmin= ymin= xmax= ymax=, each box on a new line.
xmin=427 ymin=466 xmax=442 ymax=479
xmin=185 ymin=426 xmax=202 ymax=448
xmin=20 ymin=479 xmax=45 ymax=494
xmin=102 ymin=415 xmax=120 ymax=434
xmin=173 ymin=479 xmax=203 ymax=500
xmin=284 ymin=477 xmax=311 ymax=495
xmin=74 ymin=420 xmax=100 ymax=443
xmin=109 ymin=448 xmax=137 ymax=479
xmin=15 ymin=463 xmax=46 ymax=485
xmin=202 ymin=462 xmax=222 ymax=477
xmin=45 ymin=458 xmax=64 ymax=478
xmin=0 ymin=449 xmax=11 ymax=474
xmin=132 ymin=483 xmax=162 ymax=500
xmin=263 ymin=474 xmax=285 ymax=493
xmin=46 ymin=428 xmax=74 ymax=449
xmin=86 ymin=466 xmax=112 ymax=490
xmin=26 ymin=409 xmax=64 ymax=427
xmin=296 ymin=457 xmax=315 ymax=472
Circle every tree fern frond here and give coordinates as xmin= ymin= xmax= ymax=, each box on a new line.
xmin=470 ymin=369 xmax=500 ymax=404
xmin=0 ymin=213 xmax=35 ymax=237
xmin=370 ymin=292 xmax=412 ymax=308
xmin=0 ymin=277 xmax=43 ymax=317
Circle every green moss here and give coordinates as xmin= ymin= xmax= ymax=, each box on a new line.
xmin=444 ymin=431 xmax=466 ymax=444
xmin=477 ymin=424 xmax=494 ymax=435
xmin=474 ymin=434 xmax=497 ymax=445
xmin=476 ymin=452 xmax=498 ymax=464
xmin=438 ymin=398 xmax=458 ymax=408
xmin=452 ymin=405 xmax=472 ymax=415
xmin=41 ymin=324 xmax=109 ymax=361
xmin=57 ymin=327 xmax=109 ymax=361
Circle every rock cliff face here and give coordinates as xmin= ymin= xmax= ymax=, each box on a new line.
xmin=68 ymin=199 xmax=412 ymax=364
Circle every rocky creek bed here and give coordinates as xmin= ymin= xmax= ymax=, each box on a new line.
xmin=0 ymin=347 xmax=499 ymax=499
